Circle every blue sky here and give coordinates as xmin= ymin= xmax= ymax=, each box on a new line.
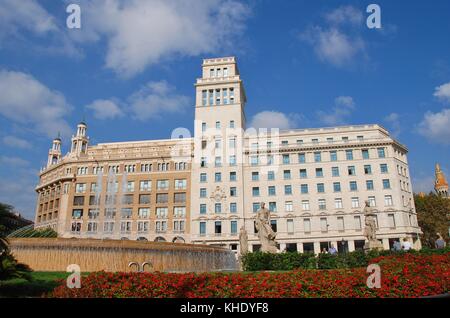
xmin=0 ymin=0 xmax=449 ymax=219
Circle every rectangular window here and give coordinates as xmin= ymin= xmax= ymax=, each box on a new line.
xmin=156 ymin=193 xmax=168 ymax=204
xmin=215 ymin=203 xmax=222 ymax=213
xmin=287 ymin=219 xmax=294 ymax=234
xmin=269 ymin=202 xmax=277 ymax=212
xmin=354 ymin=216 xmax=362 ymax=230
xmin=252 ymin=202 xmax=261 ymax=213
xmin=229 ymin=171 xmax=237 ymax=181
xmin=330 ymin=151 xmax=337 ymax=161
xmin=317 ymin=183 xmax=325 ymax=193
xmin=348 ymin=166 xmax=356 ymax=176
xmin=285 ymin=201 xmax=293 ymax=212
xmin=300 ymin=184 xmax=308 ymax=194
xmin=200 ymin=188 xmax=207 ymax=198
xmin=351 ymin=197 xmax=360 ymax=208
xmin=284 ymin=185 xmax=292 ymax=195
xmin=268 ymin=171 xmax=275 ymax=180
xmin=366 ymin=180 xmax=374 ymax=190
xmin=385 ymin=195 xmax=393 ymax=206
xmin=335 ymin=198 xmax=343 ymax=209
xmin=138 ymin=208 xmax=150 ymax=218
xmin=382 ymin=179 xmax=391 ymax=189
xmin=337 ymin=217 xmax=345 ymax=232
xmin=380 ymin=163 xmax=388 ymax=173
xmin=73 ymin=196 xmax=84 ymax=206
xmin=174 ymin=193 xmax=186 ymax=203
xmin=121 ymin=208 xmax=132 ymax=219
xmin=388 ymin=214 xmax=396 ymax=228
xmin=283 ymin=154 xmax=290 ymax=164
xmin=215 ymin=172 xmax=222 ymax=182
xmin=230 ymin=187 xmax=237 ymax=197
xmin=332 ymin=167 xmax=339 ymax=177
xmin=75 ymin=183 xmax=86 ymax=193
xmin=200 ymin=204 xmax=207 ymax=214
xmin=333 ymin=182 xmax=341 ymax=192
xmin=377 ymin=147 xmax=386 ymax=158
xmin=300 ymin=169 xmax=307 ymax=178
xmin=298 ymin=153 xmax=306 ymax=163
xmin=200 ymin=222 xmax=206 ymax=235
xmin=349 ymin=181 xmax=358 ymax=191
xmin=314 ymin=152 xmax=322 ymax=162
xmin=252 ymin=171 xmax=259 ymax=181
xmin=283 ymin=170 xmax=291 ymax=180
xmin=229 ymin=155 xmax=236 ymax=166
xmin=268 ymin=186 xmax=276 ymax=196
xmin=231 ymin=221 xmax=238 ymax=234
xmin=315 ymin=168 xmax=323 ymax=177
xmin=320 ymin=218 xmax=328 ymax=232
xmin=346 ymin=150 xmax=353 ymax=160
xmin=156 ymin=180 xmax=169 ymax=190
xmin=301 ymin=200 xmax=310 ymax=211
xmin=174 ymin=179 xmax=187 ymax=190
xmin=362 ymin=149 xmax=369 ymax=159
xmin=368 ymin=196 xmax=376 ymax=207
xmin=303 ymin=218 xmax=311 ymax=233
xmin=364 ymin=165 xmax=372 ymax=175
xmin=230 ymin=202 xmax=237 ymax=213
xmin=318 ymin=199 xmax=326 ymax=210
xmin=200 ymin=173 xmax=207 ymax=182
xmin=155 ymin=207 xmax=168 ymax=218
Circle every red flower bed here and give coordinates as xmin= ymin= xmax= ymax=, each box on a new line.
xmin=50 ymin=253 xmax=450 ymax=298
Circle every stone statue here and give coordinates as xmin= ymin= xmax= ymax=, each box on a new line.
xmin=255 ymin=202 xmax=278 ymax=253
xmin=239 ymin=226 xmax=248 ymax=255
xmin=363 ymin=200 xmax=383 ymax=251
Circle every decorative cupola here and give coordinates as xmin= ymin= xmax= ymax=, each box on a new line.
xmin=434 ymin=163 xmax=449 ymax=198
xmin=47 ymin=134 xmax=62 ymax=167
xmin=70 ymin=121 xmax=89 ymax=157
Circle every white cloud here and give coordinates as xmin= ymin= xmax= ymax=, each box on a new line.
xmin=249 ymin=111 xmax=300 ymax=130
xmin=384 ymin=112 xmax=401 ymax=137
xmin=73 ymin=0 xmax=251 ymax=77
xmin=2 ymin=135 xmax=32 ymax=149
xmin=299 ymin=5 xmax=366 ymax=67
xmin=86 ymin=99 xmax=123 ymax=120
xmin=418 ymin=108 xmax=450 ymax=144
xmin=128 ymin=81 xmax=190 ymax=120
xmin=0 ymin=0 xmax=57 ymax=37
xmin=324 ymin=5 xmax=364 ymax=26
xmin=317 ymin=96 xmax=355 ymax=125
xmin=0 ymin=155 xmax=29 ymax=167
xmin=433 ymin=82 xmax=450 ymax=103
xmin=300 ymin=27 xmax=365 ymax=67
xmin=0 ymin=70 xmax=72 ymax=138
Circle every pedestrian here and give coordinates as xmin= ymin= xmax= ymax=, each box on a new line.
xmin=328 ymin=244 xmax=337 ymax=255
xmin=435 ymin=233 xmax=446 ymax=249
xmin=392 ymin=239 xmax=402 ymax=252
xmin=401 ymin=238 xmax=412 ymax=251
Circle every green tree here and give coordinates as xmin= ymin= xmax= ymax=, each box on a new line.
xmin=415 ymin=193 xmax=450 ymax=248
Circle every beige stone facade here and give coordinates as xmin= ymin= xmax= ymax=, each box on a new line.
xmin=34 ymin=56 xmax=422 ymax=253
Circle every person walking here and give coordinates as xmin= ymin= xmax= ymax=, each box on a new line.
xmin=328 ymin=244 xmax=337 ymax=255
xmin=435 ymin=233 xmax=446 ymax=249
xmin=401 ymin=238 xmax=412 ymax=251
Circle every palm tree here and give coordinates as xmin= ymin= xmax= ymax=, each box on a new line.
xmin=0 ymin=203 xmax=32 ymax=281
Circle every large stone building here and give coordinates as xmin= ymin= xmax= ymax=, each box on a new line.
xmin=34 ymin=56 xmax=422 ymax=253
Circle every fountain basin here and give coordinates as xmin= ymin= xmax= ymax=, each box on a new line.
xmin=8 ymin=238 xmax=238 ymax=272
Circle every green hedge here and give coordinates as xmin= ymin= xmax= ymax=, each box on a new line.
xmin=241 ymin=247 xmax=450 ymax=271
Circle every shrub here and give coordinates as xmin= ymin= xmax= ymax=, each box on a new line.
xmin=242 ymin=247 xmax=450 ymax=271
